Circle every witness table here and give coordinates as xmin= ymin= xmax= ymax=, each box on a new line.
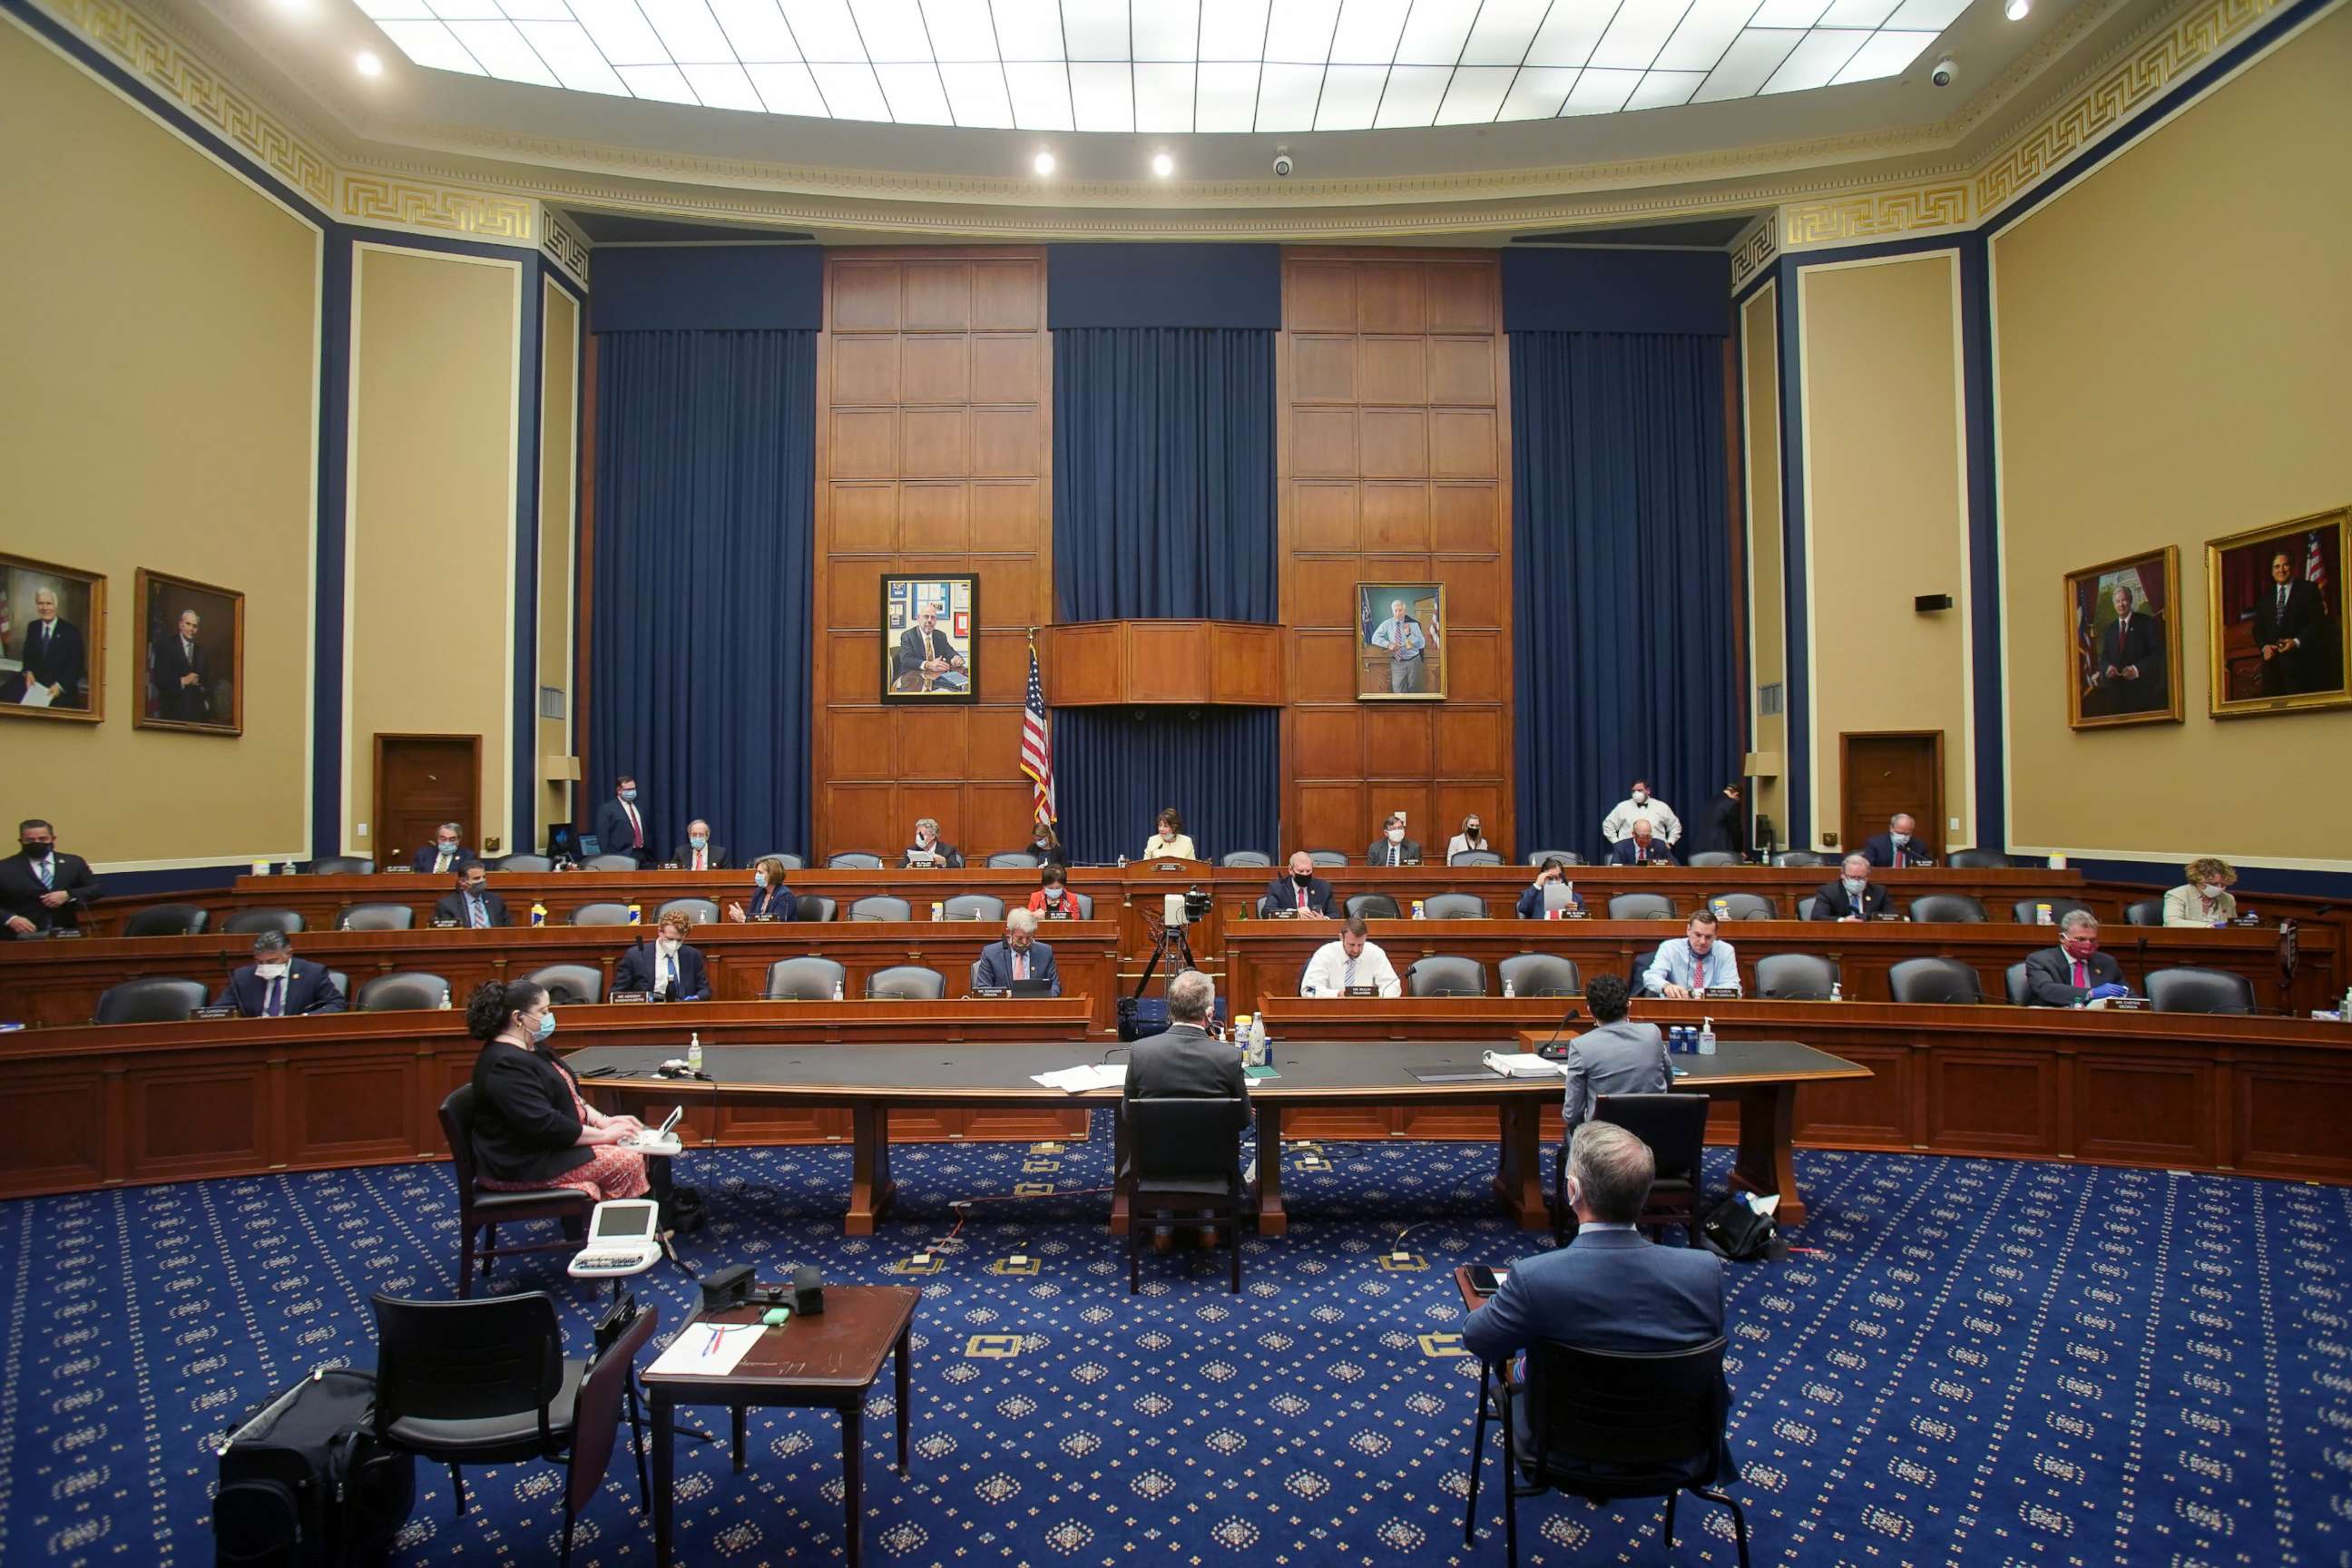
xmin=643 ymin=1284 xmax=916 ymax=1568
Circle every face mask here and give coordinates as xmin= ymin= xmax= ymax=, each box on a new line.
xmin=1387 ymin=828 xmax=1405 ymax=843
xmin=620 ymin=788 xmax=637 ymax=801
xmin=753 ymin=869 xmax=769 ymax=889
xmin=2063 ymin=934 xmax=2098 ymax=958
xmin=1842 ymin=877 xmax=1867 ymax=896
xmin=1044 ymin=887 xmax=1063 ymax=902
xmin=1891 ymin=831 xmax=1910 ymax=845
xmin=255 ymin=963 xmax=289 ymax=981
xmin=690 ymin=836 xmax=708 ymax=850
xmin=1294 ymin=873 xmax=1313 ymax=887
xmin=659 ymin=936 xmax=681 ymax=954
xmin=22 ymin=841 xmax=52 ymax=857
xmin=1632 ymin=791 xmax=1648 ymax=804
xmin=1465 ymin=824 xmax=1480 ymax=837
xmin=536 ymin=1012 xmax=557 ymax=1041
xmin=464 ymin=884 xmax=486 ymax=898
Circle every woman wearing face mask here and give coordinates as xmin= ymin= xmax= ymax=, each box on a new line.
xmin=613 ymin=911 xmax=710 ymax=1001
xmin=2163 ymin=858 xmax=2239 ymax=927
xmin=1142 ymin=808 xmax=1196 ymax=862
xmin=1024 ymin=821 xmax=1067 ymax=867
xmin=1026 ymin=865 xmax=1083 ymax=918
xmin=1445 ymin=816 xmax=1490 ymax=862
xmin=727 ymin=857 xmax=795 ymax=922
xmin=465 ymin=978 xmax=655 ymax=1203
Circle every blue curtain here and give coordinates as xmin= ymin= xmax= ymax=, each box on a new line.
xmin=588 ymin=329 xmax=816 ymax=860
xmin=1053 ymin=707 xmax=1281 ymax=866
xmin=1051 ymin=328 xmax=1278 ymax=622
xmin=1511 ymin=331 xmax=1739 ymax=858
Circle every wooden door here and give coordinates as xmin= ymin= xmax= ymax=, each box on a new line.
xmin=373 ymin=733 xmax=482 ymax=867
xmin=1838 ymin=730 xmax=1943 ymax=856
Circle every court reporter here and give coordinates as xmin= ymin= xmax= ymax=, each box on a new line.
xmin=464 ymin=978 xmax=663 ymax=1206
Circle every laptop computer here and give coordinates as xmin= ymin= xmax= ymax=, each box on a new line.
xmin=619 ymin=1104 xmax=683 ymax=1155
xmin=567 ymin=1198 xmax=662 ymax=1278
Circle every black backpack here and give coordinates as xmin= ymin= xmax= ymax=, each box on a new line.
xmin=214 ymin=1367 xmax=415 ymax=1567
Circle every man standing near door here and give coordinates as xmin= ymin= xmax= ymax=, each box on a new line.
xmin=593 ymin=773 xmax=652 ymax=866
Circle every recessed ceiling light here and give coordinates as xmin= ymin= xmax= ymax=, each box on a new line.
xmin=2004 ymin=0 xmax=2030 ymax=16
xmin=1152 ymin=152 xmax=1175 ymax=178
xmin=355 ymin=50 xmax=383 ymax=78
xmin=1033 ymin=150 xmax=1056 ymax=176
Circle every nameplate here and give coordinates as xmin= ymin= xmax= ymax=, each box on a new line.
xmin=750 ymin=914 xmax=779 ymax=923
xmin=45 ymin=928 xmax=85 ymax=939
xmin=431 ymin=918 xmax=459 ymax=929
xmin=386 ymin=866 xmax=415 ymax=874
xmin=1154 ymin=860 xmax=1184 ymax=871
xmin=1344 ymin=985 xmax=1379 ymax=997
xmin=969 ymin=986 xmax=1009 ymax=998
xmin=1701 ymin=987 xmax=1743 ymax=1000
xmin=192 ymin=1004 xmax=240 ymax=1020
xmin=1043 ymin=909 xmax=1073 ymax=920
xmin=659 ymin=861 xmax=681 ymax=871
xmin=609 ymin=991 xmax=652 ymax=1004
xmin=1874 ymin=912 xmax=1903 ymax=921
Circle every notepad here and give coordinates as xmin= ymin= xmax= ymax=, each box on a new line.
xmin=1030 ymin=1063 xmax=1127 ymax=1093
xmin=647 ymin=1322 xmax=765 ymax=1377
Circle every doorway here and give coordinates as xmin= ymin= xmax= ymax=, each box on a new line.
xmin=1838 ymin=730 xmax=1944 ymax=857
xmin=373 ymin=733 xmax=483 ymax=867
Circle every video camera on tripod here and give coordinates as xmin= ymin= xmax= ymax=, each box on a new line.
xmin=1117 ymin=887 xmax=1212 ymax=1040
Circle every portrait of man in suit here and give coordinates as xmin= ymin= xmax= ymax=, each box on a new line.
xmin=882 ymin=574 xmax=977 ymax=703
xmin=2067 ymin=548 xmax=2180 ymax=729
xmin=136 ymin=569 xmax=242 ymax=734
xmin=1 ymin=556 xmax=103 ymax=720
xmin=1357 ymin=583 xmax=1445 ymax=701
xmin=2208 ymin=511 xmax=2347 ymax=716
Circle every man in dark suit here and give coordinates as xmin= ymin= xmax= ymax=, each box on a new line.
xmin=215 ymin=931 xmax=346 ymax=1016
xmin=1704 ymin=782 xmax=1748 ymax=859
xmin=903 ymin=818 xmax=965 ymax=868
xmin=972 ymin=909 xmax=1061 ymax=994
xmin=15 ymin=586 xmax=86 ymax=709
xmin=152 ymin=606 xmax=212 ymax=724
xmin=894 ymin=601 xmax=968 ymax=691
xmin=1812 ymin=853 xmax=1892 ymax=920
xmin=2093 ymin=583 xmax=2167 ymax=714
xmin=1606 ymin=819 xmax=1677 ymax=866
xmin=2253 ymin=547 xmax=2328 ymax=696
xmin=1366 ymin=812 xmax=1423 ymax=867
xmin=1860 ymin=814 xmax=1933 ymax=867
xmin=2023 ymin=909 xmax=2129 ymax=1007
xmin=1259 ymin=852 xmax=1336 ymax=918
xmin=1464 ymin=1121 xmax=1730 ymax=1465
xmin=612 ymin=911 xmax=710 ymax=1001
xmin=1 ymin=818 xmax=99 ymax=936
xmin=1559 ymin=975 xmax=1671 ymax=1135
xmin=591 ymin=774 xmax=651 ymax=865
xmin=411 ymin=824 xmax=471 ymax=876
xmin=1121 ymin=969 xmax=1249 ymax=1199
xmin=431 ymin=862 xmax=508 ymax=929
xmin=671 ymin=819 xmax=730 ymax=872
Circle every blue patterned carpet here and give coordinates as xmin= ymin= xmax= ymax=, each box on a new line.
xmin=2 ymin=1120 xmax=2346 ymax=1566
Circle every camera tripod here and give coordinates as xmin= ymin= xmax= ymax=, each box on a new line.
xmin=1117 ymin=916 xmax=1200 ymax=1041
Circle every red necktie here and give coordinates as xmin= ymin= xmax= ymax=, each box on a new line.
xmin=626 ymin=802 xmax=642 ymax=848
xmin=2073 ymin=959 xmax=2087 ymax=988
xmin=1014 ymin=952 xmax=1027 ymax=981
xmin=1297 ymin=887 xmax=1308 ymax=911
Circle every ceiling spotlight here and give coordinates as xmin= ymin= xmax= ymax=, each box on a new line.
xmin=2004 ymin=0 xmax=2030 ymax=15
xmin=1152 ymin=152 xmax=1174 ymax=178
xmin=354 ymin=49 xmax=383 ymax=77
xmin=1032 ymin=150 xmax=1055 ymax=176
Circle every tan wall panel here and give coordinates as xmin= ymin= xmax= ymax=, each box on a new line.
xmin=1742 ymin=285 xmax=1787 ymax=836
xmin=1994 ymin=5 xmax=2352 ymax=868
xmin=0 ymin=22 xmax=317 ymax=867
xmin=1800 ymin=254 xmax=1973 ymax=850
xmin=536 ymin=280 xmax=579 ymax=838
xmin=346 ymin=247 xmax=519 ymax=855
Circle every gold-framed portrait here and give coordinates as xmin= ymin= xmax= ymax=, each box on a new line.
xmin=0 ymin=552 xmax=104 ymax=723
xmin=1357 ymin=583 xmax=1446 ymax=701
xmin=2064 ymin=546 xmax=2181 ymax=729
xmin=880 ymin=573 xmax=977 ymax=704
xmin=2206 ymin=505 xmax=2349 ymax=718
xmin=135 ymin=568 xmax=245 ymax=735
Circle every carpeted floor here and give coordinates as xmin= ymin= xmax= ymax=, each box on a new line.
xmin=1 ymin=1119 xmax=2344 ymax=1565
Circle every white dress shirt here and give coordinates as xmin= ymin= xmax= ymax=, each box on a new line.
xmin=1300 ymin=939 xmax=1402 ymax=998
xmin=1142 ymin=834 xmax=1197 ymax=861
xmin=1601 ymin=796 xmax=1682 ymax=845
xmin=1642 ymin=937 xmax=1741 ymax=996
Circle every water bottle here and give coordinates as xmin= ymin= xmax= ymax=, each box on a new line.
xmin=1117 ymin=855 xmax=1128 ymax=869
xmin=530 ymin=900 xmax=547 ymax=927
xmin=686 ymin=1032 xmax=703 ymax=1074
xmin=1249 ymin=1015 xmax=1268 ymax=1067
xmin=1698 ymin=1016 xmax=1717 ymax=1056
xmin=281 ymin=860 xmax=299 ymax=877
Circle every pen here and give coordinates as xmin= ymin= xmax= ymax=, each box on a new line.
xmin=704 ymin=1327 xmax=721 ymax=1354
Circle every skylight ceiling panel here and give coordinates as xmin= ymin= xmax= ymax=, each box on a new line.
xmin=359 ymin=1 xmax=439 ymax=18
xmin=1459 ymin=0 xmax=1552 ymax=65
xmin=876 ymin=62 xmax=956 ymax=120
xmin=1196 ymin=61 xmax=1263 ymax=130
xmin=918 ymin=1 xmax=1000 ymax=61
xmin=1690 ymin=25 xmax=1801 ymax=99
xmin=495 ymin=1 xmax=573 ymax=20
xmin=1435 ymin=64 xmax=1516 ymax=123
xmin=1200 ymin=0 xmax=1273 ymax=60
xmin=1329 ymin=0 xmax=1411 ymax=64
xmin=1371 ymin=63 xmax=1452 ymax=126
xmin=850 ymin=0 xmax=936 ymax=62
xmin=939 ymin=61 xmax=1017 ymax=123
xmin=1760 ymin=26 xmax=1867 ymax=92
xmin=1832 ymin=27 xmax=1936 ymax=81
xmin=616 ymin=63 xmax=702 ymax=103
xmin=707 ymin=0 xmax=801 ymax=62
xmin=1524 ymin=0 xmax=1614 ymax=68
xmin=1654 ymin=0 xmax=1760 ymax=71
xmin=1749 ymin=0 xmax=1831 ymax=24
xmin=682 ymin=61 xmax=768 ymax=109
xmin=567 ymin=0 xmax=669 ymax=64
xmin=1496 ymin=64 xmax=1577 ymax=119
xmin=1883 ymin=0 xmax=1971 ymax=27
xmin=1133 ymin=0 xmax=1202 ymax=61
xmin=427 ymin=0 xmax=502 ymax=18
xmin=1056 ymin=0 xmax=1129 ymax=59
xmin=1263 ymin=0 xmax=1341 ymax=63
xmin=516 ymin=21 xmax=632 ymax=93
xmin=1393 ymin=1 xmax=1476 ymax=64
xmin=1313 ymin=61 xmax=1387 ymax=126
xmin=779 ymin=0 xmax=868 ymax=61
xmin=1561 ymin=65 xmax=1642 ymax=114
xmin=379 ymin=19 xmax=489 ymax=73
xmin=1591 ymin=0 xmax=1697 ymax=72
xmin=745 ymin=61 xmax=831 ymax=113
xmin=1818 ymin=0 xmax=1901 ymax=24
xmin=1255 ymin=63 xmax=1325 ymax=130
xmin=645 ymin=0 xmax=738 ymax=63
xmin=446 ymin=19 xmax=559 ymax=83
xmin=1133 ymin=61 xmax=1197 ymax=130
xmin=1067 ymin=60 xmax=1134 ymax=128
xmin=1005 ymin=60 xmax=1078 ymax=126
xmin=810 ymin=60 xmax=892 ymax=116
xmin=1624 ymin=67 xmax=1706 ymax=108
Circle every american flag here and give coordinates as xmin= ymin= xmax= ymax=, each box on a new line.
xmin=2308 ymin=530 xmax=2330 ymax=596
xmin=1020 ymin=640 xmax=1055 ymax=826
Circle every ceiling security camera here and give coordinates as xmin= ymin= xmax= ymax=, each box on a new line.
xmin=1930 ymin=56 xmax=1957 ymax=86
xmin=1272 ymin=152 xmax=1294 ymax=177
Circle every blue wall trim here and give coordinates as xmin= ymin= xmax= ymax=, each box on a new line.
xmin=587 ymin=246 xmax=820 ymax=332
xmin=1503 ymin=248 xmax=1730 ymax=336
xmin=508 ymin=257 xmax=548 ymax=853
xmin=1955 ymin=231 xmax=2004 ymax=856
xmin=1047 ymin=244 xmax=1282 ymax=328
xmin=1772 ymin=257 xmax=1810 ymax=850
xmin=314 ymin=230 xmax=352 ymax=860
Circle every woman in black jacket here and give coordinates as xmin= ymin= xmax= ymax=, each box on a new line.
xmin=466 ymin=978 xmax=653 ymax=1201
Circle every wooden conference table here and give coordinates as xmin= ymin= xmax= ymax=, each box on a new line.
xmin=562 ymin=1035 xmax=1868 ymax=1234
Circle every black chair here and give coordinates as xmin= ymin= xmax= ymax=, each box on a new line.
xmin=357 ymin=972 xmax=451 ymax=1012
xmin=827 ymin=851 xmax=884 ymax=869
xmin=795 ymin=895 xmax=838 ymax=922
xmin=945 ymin=894 xmax=1004 ymax=922
xmin=1464 ymin=1336 xmax=1746 ymax=1568
xmin=765 ymin=956 xmax=845 ymax=1000
xmin=849 ymin=895 xmax=913 ymax=922
xmin=1123 ymin=1096 xmax=1249 ymax=1294
xmin=1608 ymin=893 xmax=1677 ymax=921
xmin=436 ymin=1086 xmax=591 ymax=1297
xmin=1752 ymin=954 xmax=1839 ymax=1001
xmin=1704 ymin=893 xmax=1775 ymax=921
xmin=526 ymin=963 xmax=603 ymax=1006
xmin=221 ymin=907 xmax=304 ymax=936
xmin=764 ymin=852 xmax=806 ymax=869
xmin=328 ymin=969 xmax=351 ymax=1003
xmin=370 ymin=1289 xmax=656 ymax=1565
xmin=2004 ymin=961 xmax=2032 ymax=1006
xmin=1220 ymin=851 xmax=1272 ymax=868
xmin=1797 ymin=895 xmax=1828 ymax=921
xmin=568 ymin=902 xmax=633 ymax=926
xmin=122 ymin=903 xmax=209 ymax=937
xmin=93 ymin=977 xmax=208 ymax=1024
xmin=2146 ymin=965 xmax=2256 ymax=1014
xmin=1305 ymin=849 xmax=1348 ymax=867
xmin=1910 ymin=894 xmax=1990 ymax=924
xmin=1592 ymin=1093 xmax=1709 ymax=1245
xmin=308 ymin=856 xmax=376 ymax=874
xmin=985 ymin=852 xmax=1040 ymax=868
xmin=495 ymin=854 xmax=554 ymax=872
xmin=1406 ymin=956 xmax=1487 ymax=997
xmin=341 ymin=903 xmax=415 ymax=932
xmin=1525 ymin=850 xmax=1583 ymax=866
xmin=1450 ymin=849 xmax=1504 ymax=867
xmin=655 ymin=897 xmax=718 ymax=925
xmin=1888 ymin=957 xmax=1984 ymax=1004
xmin=2012 ymin=896 xmax=2092 ymax=926
xmin=581 ymin=854 xmax=640 ymax=871
xmin=1498 ymin=954 xmax=1580 ymax=998
xmin=866 ymin=965 xmax=946 ymax=1000
xmin=1948 ymin=848 xmax=2014 ymax=869
xmin=1683 ymin=851 xmax=1739 ymax=868
xmin=2123 ymin=897 xmax=2165 ymax=926
xmin=1423 ymin=892 xmax=1489 ymax=919
xmin=1346 ymin=892 xmax=1401 ymax=920
xmin=1774 ymin=850 xmax=1828 ymax=867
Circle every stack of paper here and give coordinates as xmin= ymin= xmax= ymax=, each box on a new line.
xmin=647 ymin=1322 xmax=765 ymax=1377
xmin=1482 ymin=1051 xmax=1568 ymax=1079
xmin=1030 ymin=1063 xmax=1127 ymax=1093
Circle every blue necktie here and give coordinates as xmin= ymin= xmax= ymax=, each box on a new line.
xmin=664 ymin=954 xmax=677 ymax=995
xmin=266 ymin=977 xmax=284 ymax=1017
xmin=35 ymin=858 xmax=54 ymax=890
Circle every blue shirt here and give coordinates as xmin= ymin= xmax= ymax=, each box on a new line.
xmin=1643 ymin=936 xmax=1740 ymax=995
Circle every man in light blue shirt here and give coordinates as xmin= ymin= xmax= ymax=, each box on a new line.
xmin=1642 ymin=910 xmax=1740 ymax=999
xmin=1368 ymin=598 xmax=1428 ymax=693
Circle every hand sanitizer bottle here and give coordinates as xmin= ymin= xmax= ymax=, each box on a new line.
xmin=1502 ymin=976 xmax=1514 ymax=998
xmin=686 ymin=1032 xmax=703 ymax=1074
xmin=833 ymin=977 xmax=845 ymax=1002
xmin=1697 ymin=1016 xmax=1717 ymax=1055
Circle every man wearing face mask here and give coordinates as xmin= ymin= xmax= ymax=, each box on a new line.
xmin=1606 ymin=818 xmax=1679 ymax=867
xmin=592 ymin=774 xmax=651 ymax=867
xmin=2023 ymin=910 xmax=2130 ymax=1007
xmin=1026 ymin=866 xmax=1084 ymax=919
xmin=973 ymin=908 xmax=1062 ymax=994
xmin=614 ymin=910 xmax=710 ymax=1002
xmin=903 ymin=817 xmax=965 ymax=868
xmin=670 ymin=818 xmax=730 ymax=872
xmin=1861 ymin=813 xmax=1934 ymax=868
xmin=1601 ymin=781 xmax=1681 ymax=850
xmin=1 ymin=818 xmax=99 ymax=937
xmin=1259 ymin=851 xmax=1336 ymax=918
xmin=432 ymin=861 xmax=509 ymax=928
xmin=411 ymin=822 xmax=471 ymax=876
xmin=1365 ymin=813 xmax=1422 ymax=867
xmin=1812 ymin=853 xmax=1890 ymax=921
xmin=216 ymin=930 xmax=346 ymax=1015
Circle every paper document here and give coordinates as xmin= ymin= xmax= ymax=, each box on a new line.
xmin=1481 ymin=1051 xmax=1567 ymax=1079
xmin=1030 ymin=1063 xmax=1127 ymax=1093
xmin=17 ymin=684 xmax=52 ymax=709
xmin=647 ymin=1322 xmax=766 ymax=1377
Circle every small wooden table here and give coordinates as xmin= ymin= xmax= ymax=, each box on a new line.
xmin=641 ymin=1284 xmax=918 ymax=1567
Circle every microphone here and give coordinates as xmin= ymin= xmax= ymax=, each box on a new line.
xmin=1534 ymin=1003 xmax=1585 ymax=1061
